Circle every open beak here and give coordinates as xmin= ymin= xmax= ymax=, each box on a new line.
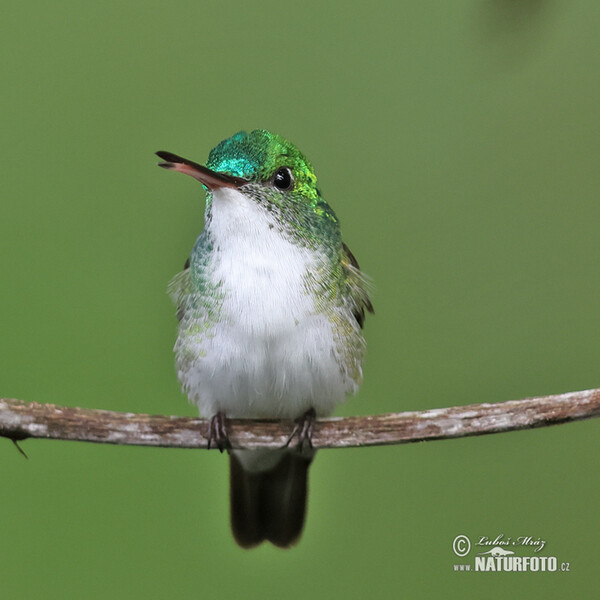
xmin=156 ymin=151 xmax=247 ymax=189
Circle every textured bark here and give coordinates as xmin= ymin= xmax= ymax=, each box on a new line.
xmin=1 ymin=387 xmax=599 ymax=450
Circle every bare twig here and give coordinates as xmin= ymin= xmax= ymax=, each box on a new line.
xmin=1 ymin=388 xmax=599 ymax=451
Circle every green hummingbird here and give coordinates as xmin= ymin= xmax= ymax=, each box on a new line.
xmin=157 ymin=130 xmax=373 ymax=548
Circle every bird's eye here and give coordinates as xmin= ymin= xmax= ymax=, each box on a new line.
xmin=273 ymin=167 xmax=294 ymax=191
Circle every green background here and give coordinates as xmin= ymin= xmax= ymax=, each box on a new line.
xmin=1 ymin=1 xmax=599 ymax=597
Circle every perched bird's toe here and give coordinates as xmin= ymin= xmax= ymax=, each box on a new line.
xmin=208 ymin=411 xmax=231 ymax=452
xmin=285 ymin=408 xmax=316 ymax=452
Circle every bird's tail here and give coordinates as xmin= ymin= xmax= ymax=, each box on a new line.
xmin=229 ymin=449 xmax=314 ymax=549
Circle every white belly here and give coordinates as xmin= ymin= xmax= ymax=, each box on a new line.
xmin=179 ymin=313 xmax=352 ymax=419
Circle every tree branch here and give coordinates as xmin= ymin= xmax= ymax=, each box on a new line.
xmin=1 ymin=387 xmax=599 ymax=451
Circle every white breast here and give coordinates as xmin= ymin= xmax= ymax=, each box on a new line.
xmin=209 ymin=187 xmax=316 ymax=333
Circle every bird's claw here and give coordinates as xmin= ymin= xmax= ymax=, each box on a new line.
xmin=207 ymin=412 xmax=231 ymax=452
xmin=285 ymin=408 xmax=316 ymax=452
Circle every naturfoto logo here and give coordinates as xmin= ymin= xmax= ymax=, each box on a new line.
xmin=452 ymin=534 xmax=571 ymax=574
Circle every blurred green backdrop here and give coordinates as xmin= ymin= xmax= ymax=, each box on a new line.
xmin=1 ymin=1 xmax=599 ymax=598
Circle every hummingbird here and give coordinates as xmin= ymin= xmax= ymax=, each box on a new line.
xmin=156 ymin=130 xmax=373 ymax=548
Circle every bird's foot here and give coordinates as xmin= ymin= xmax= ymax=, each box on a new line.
xmin=207 ymin=411 xmax=231 ymax=452
xmin=285 ymin=408 xmax=316 ymax=452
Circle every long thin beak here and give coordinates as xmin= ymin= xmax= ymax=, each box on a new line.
xmin=156 ymin=151 xmax=247 ymax=189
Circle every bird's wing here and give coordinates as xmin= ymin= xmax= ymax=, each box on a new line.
xmin=168 ymin=258 xmax=191 ymax=321
xmin=341 ymin=242 xmax=374 ymax=329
